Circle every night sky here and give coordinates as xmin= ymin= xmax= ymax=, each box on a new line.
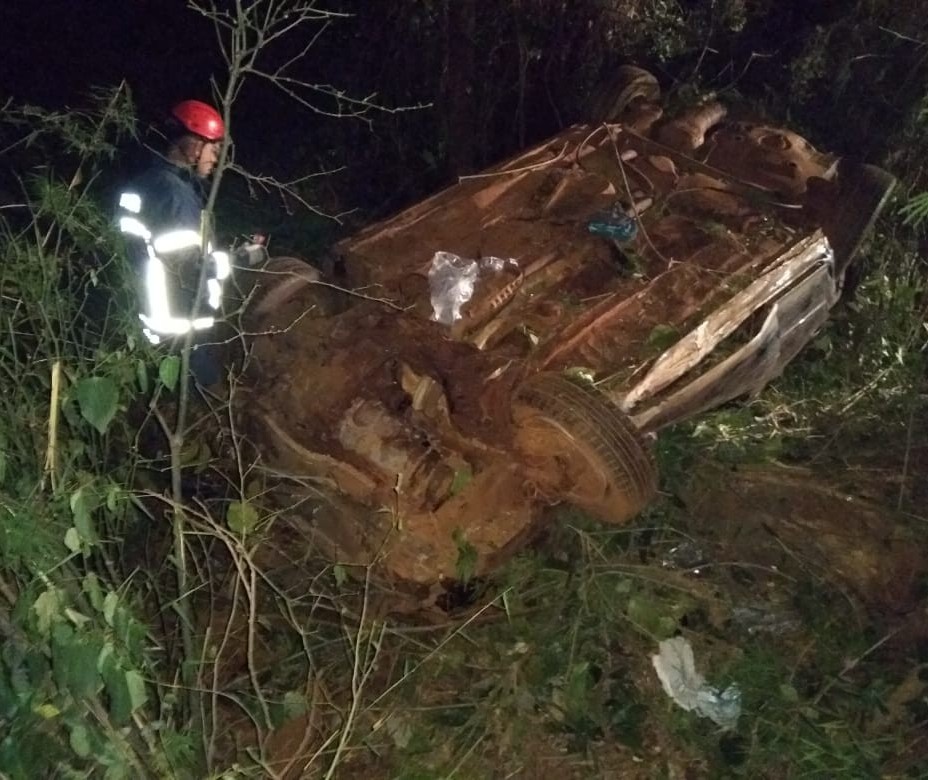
xmin=1 ymin=0 xmax=219 ymax=116
xmin=0 ymin=0 xmax=374 ymax=193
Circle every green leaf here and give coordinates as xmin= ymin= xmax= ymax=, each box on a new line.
xmin=33 ymin=588 xmax=63 ymax=638
xmin=103 ymin=592 xmax=118 ymax=627
xmin=114 ymin=607 xmax=146 ymax=659
xmin=227 ymin=501 xmax=259 ymax=536
xmin=158 ymin=355 xmax=181 ymax=392
xmin=97 ymin=642 xmax=115 ymax=674
xmin=83 ymin=573 xmax=105 ymax=611
xmin=101 ymin=653 xmax=131 ymax=724
xmin=102 ymin=665 xmax=147 ymax=725
xmin=563 ymin=661 xmax=594 ymax=719
xmin=124 ymin=670 xmax=147 ymax=712
xmin=283 ymin=690 xmax=307 ymax=719
xmin=75 ymin=376 xmax=119 ymax=435
xmin=64 ymin=608 xmax=91 ymax=628
xmin=333 ymin=563 xmax=348 ymax=587
xmin=69 ymin=724 xmax=92 ymax=758
xmin=105 ymin=484 xmax=122 ymax=514
xmin=52 ymin=627 xmax=102 ymax=699
xmin=136 ymin=360 xmax=149 ymax=394
xmin=64 ymin=527 xmax=81 ymax=553
xmin=33 ymin=703 xmax=61 ymax=719
xmin=98 ymin=647 xmax=145 ymax=724
xmin=70 ymin=487 xmax=96 ymax=543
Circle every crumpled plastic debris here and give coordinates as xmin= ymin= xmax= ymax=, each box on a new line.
xmin=651 ymin=636 xmax=741 ymax=729
xmin=428 ymin=251 xmax=516 ymax=325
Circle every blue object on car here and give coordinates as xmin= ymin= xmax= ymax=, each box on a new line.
xmin=587 ymin=211 xmax=638 ymax=242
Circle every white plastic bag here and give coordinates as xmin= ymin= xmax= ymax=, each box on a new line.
xmin=651 ymin=636 xmax=741 ymax=729
xmin=428 ymin=251 xmax=479 ymax=325
xmin=427 ymin=252 xmax=517 ymax=326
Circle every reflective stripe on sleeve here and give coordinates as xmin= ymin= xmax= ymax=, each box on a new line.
xmin=119 ymin=216 xmax=152 ymax=241
xmin=207 ymin=279 xmax=222 ymax=310
xmin=118 ymin=192 xmax=142 ymax=214
xmin=210 ymin=250 xmax=231 ymax=280
xmin=144 ymin=255 xmax=171 ymax=321
xmin=139 ymin=312 xmax=215 ymax=337
xmin=152 ymin=229 xmax=202 ymax=254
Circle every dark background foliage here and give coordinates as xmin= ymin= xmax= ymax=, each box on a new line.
xmin=5 ymin=0 xmax=927 ymax=223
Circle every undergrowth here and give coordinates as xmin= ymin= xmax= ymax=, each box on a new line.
xmin=0 ymin=88 xmax=192 ymax=778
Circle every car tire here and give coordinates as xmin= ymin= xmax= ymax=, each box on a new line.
xmin=593 ymin=65 xmax=661 ymax=124
xmin=512 ymin=372 xmax=658 ymax=524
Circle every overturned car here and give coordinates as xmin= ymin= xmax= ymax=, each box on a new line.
xmin=239 ymin=67 xmax=894 ymax=602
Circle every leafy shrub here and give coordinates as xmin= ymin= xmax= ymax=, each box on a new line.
xmin=0 ymin=87 xmax=197 ymax=779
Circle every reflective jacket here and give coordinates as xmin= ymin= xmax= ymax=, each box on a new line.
xmin=116 ymin=157 xmax=229 ymax=344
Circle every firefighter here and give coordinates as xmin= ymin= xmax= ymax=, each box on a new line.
xmin=116 ymin=99 xmax=230 ymax=386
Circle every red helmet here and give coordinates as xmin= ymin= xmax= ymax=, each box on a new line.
xmin=171 ymin=100 xmax=225 ymax=141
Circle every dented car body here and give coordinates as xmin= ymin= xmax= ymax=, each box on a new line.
xmin=241 ymin=67 xmax=894 ymax=601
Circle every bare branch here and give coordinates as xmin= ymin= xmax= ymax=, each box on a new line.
xmin=273 ymin=18 xmax=333 ymax=75
xmin=226 ymin=161 xmax=346 ymax=221
xmin=256 ymin=70 xmax=429 ymax=117
xmin=879 ymin=25 xmax=928 ymax=46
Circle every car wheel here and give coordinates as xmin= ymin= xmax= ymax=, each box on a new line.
xmin=593 ymin=65 xmax=661 ymax=124
xmin=512 ymin=372 xmax=658 ymax=524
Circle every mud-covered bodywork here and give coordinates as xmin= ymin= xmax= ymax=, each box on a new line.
xmin=242 ymin=68 xmax=894 ymax=596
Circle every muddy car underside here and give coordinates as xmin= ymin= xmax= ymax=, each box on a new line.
xmin=240 ymin=68 xmax=894 ymax=598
